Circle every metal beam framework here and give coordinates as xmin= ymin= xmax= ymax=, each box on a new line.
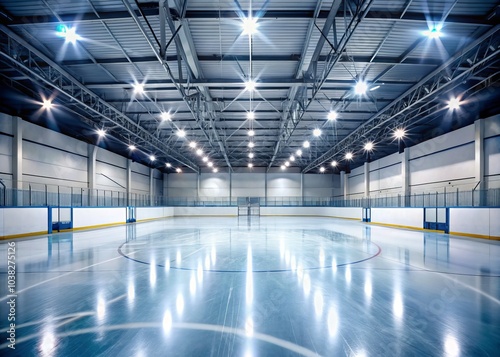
xmin=0 ymin=23 xmax=199 ymax=172
xmin=268 ymin=0 xmax=375 ymax=169
xmin=303 ymin=25 xmax=500 ymax=172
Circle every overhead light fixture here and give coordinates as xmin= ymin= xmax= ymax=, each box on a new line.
xmin=242 ymin=17 xmax=258 ymax=35
xmin=56 ymin=25 xmax=80 ymax=44
xmin=320 ymin=167 xmax=325 ymax=173
xmin=345 ymin=152 xmax=353 ymax=160
xmin=285 ymin=161 xmax=290 ymax=167
xmin=96 ymin=129 xmax=106 ymax=137
xmin=245 ymin=80 xmax=256 ymax=92
xmin=313 ymin=128 xmax=322 ymax=137
xmin=149 ymin=155 xmax=156 ymax=161
xmin=424 ymin=26 xmax=442 ymax=39
xmin=189 ymin=141 xmax=197 ymax=148
xmin=447 ymin=97 xmax=461 ymax=110
xmin=42 ymin=99 xmax=53 ymax=110
xmin=176 ymin=129 xmax=186 ymax=138
xmin=166 ymin=163 xmax=172 ymax=168
xmin=247 ymin=112 xmax=255 ymax=120
xmin=133 ymin=83 xmax=145 ymax=94
xmin=296 ymin=149 xmax=302 ymax=156
xmin=128 ymin=144 xmax=136 ymax=151
xmin=394 ymin=128 xmax=405 ymax=139
xmin=327 ymin=111 xmax=338 ymax=121
xmin=161 ymin=112 xmax=172 ymax=121
xmin=248 ymin=129 xmax=255 ymax=136
xmin=364 ymin=142 xmax=374 ymax=151
xmin=176 ymin=168 xmax=182 ymax=173
xmin=290 ymin=155 xmax=295 ymax=162
xmin=202 ymin=156 xmax=208 ymax=162
xmin=370 ymin=85 xmax=380 ymax=91
xmin=248 ymin=142 xmax=255 ymax=148
xmin=196 ymin=149 xmax=203 ymax=156
xmin=248 ymin=163 xmax=253 ymax=168
xmin=354 ymin=81 xmax=368 ymax=95
xmin=280 ymin=165 xmax=286 ymax=170
xmin=248 ymin=153 xmax=254 ymax=159
xmin=303 ymin=141 xmax=310 ymax=148
xmin=213 ymin=168 xmax=218 ymax=173
xmin=331 ymin=160 xmax=337 ymax=167
xmin=208 ymin=162 xmax=213 ymax=167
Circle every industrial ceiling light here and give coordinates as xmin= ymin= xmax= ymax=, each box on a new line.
xmin=394 ymin=128 xmax=406 ymax=139
xmin=296 ymin=149 xmax=302 ymax=156
xmin=303 ymin=141 xmax=310 ymax=148
xmin=424 ymin=25 xmax=442 ymax=39
xmin=345 ymin=152 xmax=353 ymax=160
xmin=42 ymin=99 xmax=53 ymax=110
xmin=202 ymin=156 xmax=208 ymax=162
xmin=313 ymin=128 xmax=322 ymax=137
xmin=248 ymin=142 xmax=255 ymax=148
xmin=245 ymin=80 xmax=256 ymax=92
xmin=319 ymin=167 xmax=325 ymax=173
xmin=242 ymin=17 xmax=258 ymax=35
xmin=290 ymin=155 xmax=295 ymax=162
xmin=189 ymin=141 xmax=197 ymax=148
xmin=149 ymin=155 xmax=156 ymax=161
xmin=364 ymin=142 xmax=374 ymax=151
xmin=327 ymin=111 xmax=338 ymax=121
xmin=176 ymin=129 xmax=186 ymax=138
xmin=128 ymin=144 xmax=136 ymax=151
xmin=196 ymin=149 xmax=203 ymax=156
xmin=96 ymin=129 xmax=106 ymax=137
xmin=280 ymin=165 xmax=286 ymax=170
xmin=208 ymin=162 xmax=213 ymax=167
xmin=285 ymin=161 xmax=290 ymax=167
xmin=166 ymin=163 xmax=172 ymax=168
xmin=213 ymin=168 xmax=218 ymax=173
xmin=133 ymin=83 xmax=145 ymax=94
xmin=370 ymin=85 xmax=380 ymax=91
xmin=247 ymin=112 xmax=255 ymax=120
xmin=248 ymin=129 xmax=255 ymax=137
xmin=354 ymin=81 xmax=368 ymax=95
xmin=176 ymin=168 xmax=182 ymax=173
xmin=447 ymin=97 xmax=461 ymax=110
xmin=331 ymin=160 xmax=337 ymax=167
xmin=248 ymin=163 xmax=254 ymax=168
xmin=56 ymin=25 xmax=80 ymax=44
xmin=161 ymin=112 xmax=172 ymax=121
xmin=248 ymin=153 xmax=254 ymax=159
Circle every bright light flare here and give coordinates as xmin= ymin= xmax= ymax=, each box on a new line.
xmin=327 ymin=111 xmax=338 ymax=120
xmin=242 ymin=17 xmax=259 ymax=35
xmin=345 ymin=152 xmax=353 ymax=160
xmin=354 ymin=81 xmax=368 ymax=95
xmin=176 ymin=129 xmax=186 ymax=138
xmin=96 ymin=129 xmax=106 ymax=137
xmin=447 ymin=97 xmax=461 ymax=110
xmin=245 ymin=80 xmax=256 ymax=92
xmin=394 ymin=128 xmax=406 ymax=139
xmin=364 ymin=142 xmax=374 ymax=151
xmin=303 ymin=141 xmax=310 ymax=148
xmin=42 ymin=99 xmax=53 ymax=110
xmin=313 ymin=128 xmax=322 ymax=137
xmin=161 ymin=112 xmax=172 ymax=121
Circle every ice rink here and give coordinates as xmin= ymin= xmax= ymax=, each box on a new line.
xmin=1 ymin=217 xmax=499 ymax=356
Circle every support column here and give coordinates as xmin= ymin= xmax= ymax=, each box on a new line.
xmin=127 ymin=159 xmax=132 ymax=206
xmin=12 ymin=116 xmax=23 ymax=206
xmin=340 ymin=171 xmax=348 ymax=200
xmin=364 ymin=162 xmax=370 ymax=198
xmin=300 ymin=173 xmax=304 ymax=204
xmin=197 ymin=173 xmax=200 ymax=202
xmin=264 ymin=171 xmax=268 ymax=205
xmin=87 ymin=144 xmax=97 ymax=206
xmin=163 ymin=172 xmax=168 ymax=205
xmin=474 ymin=119 xmax=485 ymax=206
xmin=149 ymin=168 xmax=154 ymax=206
xmin=229 ymin=171 xmax=232 ymax=204
xmin=402 ymin=147 xmax=410 ymax=206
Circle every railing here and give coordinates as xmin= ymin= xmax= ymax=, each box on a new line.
xmin=0 ymin=181 xmax=498 ymax=208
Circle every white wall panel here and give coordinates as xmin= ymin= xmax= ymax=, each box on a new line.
xmin=0 ymin=113 xmax=13 ymax=134
xmin=410 ymin=143 xmax=475 ymax=191
xmin=174 ymin=207 xmax=237 ymax=216
xmin=95 ymin=161 xmax=127 ymax=190
xmin=199 ymin=173 xmax=230 ymax=197
xmin=484 ymin=114 xmax=500 ymax=138
xmin=303 ymin=174 xmax=333 ymax=197
xmin=131 ymin=172 xmax=149 ymax=193
xmin=73 ymin=207 xmax=126 ymax=228
xmin=489 ymin=209 xmax=500 ymax=237
xmin=484 ymin=137 xmax=500 ymax=189
xmin=449 ymin=208 xmax=490 ymax=237
xmin=0 ymin=133 xmax=12 ymax=180
xmin=371 ymin=163 xmax=402 ymax=193
xmin=96 ymin=148 xmax=127 ymax=168
xmin=371 ymin=208 xmax=423 ymax=229
xmin=136 ymin=207 xmax=174 ymax=221
xmin=232 ymin=173 xmax=265 ymax=197
xmin=267 ymin=173 xmax=301 ymax=197
xmin=262 ymin=207 xmax=362 ymax=219
xmin=409 ymin=125 xmax=474 ymax=159
xmin=131 ymin=162 xmax=149 ymax=176
xmin=0 ymin=207 xmax=47 ymax=237
xmin=168 ymin=173 xmax=197 ymax=197
xmin=348 ymin=173 xmax=364 ymax=195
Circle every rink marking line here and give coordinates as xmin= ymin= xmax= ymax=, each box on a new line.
xmin=0 ymin=251 xmax=138 ymax=302
xmin=118 ymin=240 xmax=382 ymax=273
xmin=0 ymin=322 xmax=320 ymax=356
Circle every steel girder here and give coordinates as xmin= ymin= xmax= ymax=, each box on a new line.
xmin=0 ymin=23 xmax=199 ymax=172
xmin=303 ymin=25 xmax=500 ymax=172
xmin=267 ymin=0 xmax=375 ymax=169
